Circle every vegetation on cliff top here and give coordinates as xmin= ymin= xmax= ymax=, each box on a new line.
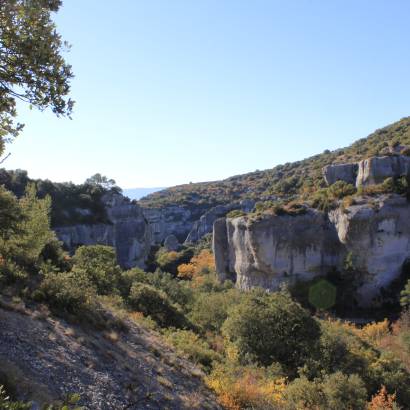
xmin=140 ymin=116 xmax=410 ymax=208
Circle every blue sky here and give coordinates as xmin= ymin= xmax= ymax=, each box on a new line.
xmin=6 ymin=0 xmax=410 ymax=188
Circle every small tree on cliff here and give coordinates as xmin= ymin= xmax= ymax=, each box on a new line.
xmin=0 ymin=0 xmax=74 ymax=157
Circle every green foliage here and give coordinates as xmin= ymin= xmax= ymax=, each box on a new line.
xmin=13 ymin=184 xmax=56 ymax=265
xmin=119 ymin=268 xmax=194 ymax=311
xmin=284 ymin=373 xmax=367 ymax=410
xmin=154 ymin=247 xmax=193 ymax=275
xmin=222 ymin=290 xmax=321 ymax=370
xmin=84 ymin=173 xmax=121 ymax=193
xmin=321 ymin=372 xmax=367 ymax=410
xmin=0 ymin=385 xmax=31 ymax=410
xmin=165 ymin=329 xmax=220 ymax=370
xmin=400 ymin=280 xmax=410 ymax=307
xmin=189 ymin=289 xmax=242 ymax=332
xmin=284 ymin=376 xmax=324 ymax=409
xmin=0 ymin=0 xmax=74 ymax=155
xmin=128 ymin=282 xmax=188 ymax=328
xmin=310 ymin=181 xmax=356 ymax=211
xmin=72 ymin=245 xmax=121 ymax=295
xmin=226 ymin=209 xmax=246 ymax=218
xmin=38 ymin=269 xmax=98 ymax=317
xmin=141 ymin=117 xmax=410 ymax=210
xmin=0 ymin=183 xmax=58 ymax=273
xmin=0 ymin=185 xmax=23 ymax=240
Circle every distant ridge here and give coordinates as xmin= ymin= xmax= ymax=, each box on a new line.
xmin=123 ymin=187 xmax=166 ymax=200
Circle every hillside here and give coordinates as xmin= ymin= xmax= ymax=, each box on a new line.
xmin=140 ymin=116 xmax=410 ymax=208
xmin=0 ymin=297 xmax=221 ymax=409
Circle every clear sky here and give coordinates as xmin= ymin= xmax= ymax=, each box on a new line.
xmin=6 ymin=0 xmax=410 ymax=188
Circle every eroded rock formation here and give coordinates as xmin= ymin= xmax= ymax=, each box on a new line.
xmin=213 ymin=195 xmax=410 ymax=307
xmin=323 ymin=154 xmax=410 ymax=187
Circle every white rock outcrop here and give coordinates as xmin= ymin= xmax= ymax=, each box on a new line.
xmin=213 ymin=195 xmax=410 ymax=307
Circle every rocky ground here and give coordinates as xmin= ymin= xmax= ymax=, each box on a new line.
xmin=0 ymin=299 xmax=221 ymax=410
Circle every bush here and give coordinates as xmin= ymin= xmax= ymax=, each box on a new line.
xmin=321 ymin=372 xmax=367 ymax=410
xmin=189 ymin=289 xmax=242 ymax=332
xmin=72 ymin=245 xmax=121 ymax=295
xmin=165 ymin=329 xmax=220 ymax=370
xmin=155 ymin=247 xmax=193 ymax=274
xmin=222 ymin=290 xmax=321 ymax=371
xmin=177 ymin=249 xmax=215 ymax=280
xmin=207 ymin=363 xmax=286 ymax=410
xmin=284 ymin=376 xmax=324 ymax=409
xmin=39 ymin=270 xmax=96 ymax=315
xmin=120 ymin=269 xmax=194 ymax=310
xmin=128 ymin=283 xmax=188 ymax=328
xmin=226 ymin=209 xmax=246 ymax=218
xmin=0 ymin=385 xmax=31 ymax=410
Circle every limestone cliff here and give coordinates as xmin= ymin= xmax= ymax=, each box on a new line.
xmin=213 ymin=194 xmax=410 ymax=307
xmin=323 ymin=154 xmax=410 ymax=187
xmin=55 ymin=192 xmax=151 ymax=269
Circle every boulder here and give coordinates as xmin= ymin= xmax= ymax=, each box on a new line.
xmin=163 ymin=234 xmax=180 ymax=251
xmin=322 ymin=163 xmax=358 ymax=186
xmin=356 ymin=155 xmax=410 ymax=186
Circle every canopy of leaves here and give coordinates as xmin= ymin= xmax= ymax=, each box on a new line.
xmin=0 ymin=0 xmax=74 ymax=155
xmin=222 ymin=290 xmax=321 ymax=370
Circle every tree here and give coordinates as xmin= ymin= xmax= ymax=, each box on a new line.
xmin=0 ymin=0 xmax=74 ymax=156
xmin=222 ymin=290 xmax=320 ymax=370
xmin=72 ymin=245 xmax=121 ymax=295
xmin=400 ymin=280 xmax=410 ymax=308
xmin=84 ymin=173 xmax=121 ymax=192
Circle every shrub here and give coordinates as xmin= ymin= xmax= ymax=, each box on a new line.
xmin=0 ymin=385 xmax=31 ymax=410
xmin=38 ymin=270 xmax=107 ymax=327
xmin=165 ymin=329 xmax=220 ymax=370
xmin=189 ymin=289 xmax=242 ymax=332
xmin=155 ymin=247 xmax=193 ymax=274
xmin=177 ymin=249 xmax=215 ymax=280
xmin=222 ymin=290 xmax=320 ymax=371
xmin=128 ymin=283 xmax=188 ymax=328
xmin=207 ymin=363 xmax=286 ymax=410
xmin=72 ymin=245 xmax=121 ymax=295
xmin=400 ymin=280 xmax=410 ymax=307
xmin=367 ymin=385 xmax=399 ymax=410
xmin=226 ymin=209 xmax=246 ymax=218
xmin=284 ymin=376 xmax=324 ymax=409
xmin=360 ymin=319 xmax=390 ymax=346
xmin=321 ymin=372 xmax=367 ymax=410
xmin=118 ymin=267 xmax=147 ymax=297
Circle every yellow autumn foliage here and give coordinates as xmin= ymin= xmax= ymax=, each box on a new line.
xmin=206 ymin=363 xmax=286 ymax=410
xmin=177 ymin=249 xmax=215 ymax=280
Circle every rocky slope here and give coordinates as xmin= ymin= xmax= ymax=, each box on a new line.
xmin=213 ymin=155 xmax=410 ymax=307
xmin=0 ymin=299 xmax=221 ymax=410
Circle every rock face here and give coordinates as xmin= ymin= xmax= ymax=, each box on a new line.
xmin=356 ymin=155 xmax=410 ymax=186
xmin=213 ymin=195 xmax=410 ymax=307
xmin=185 ymin=200 xmax=255 ymax=244
xmin=323 ymin=154 xmax=410 ymax=187
xmin=323 ymin=163 xmax=358 ymax=186
xmin=55 ymin=192 xmax=151 ymax=269
xmin=329 ymin=195 xmax=410 ymax=305
xmin=142 ymin=205 xmax=199 ymax=245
